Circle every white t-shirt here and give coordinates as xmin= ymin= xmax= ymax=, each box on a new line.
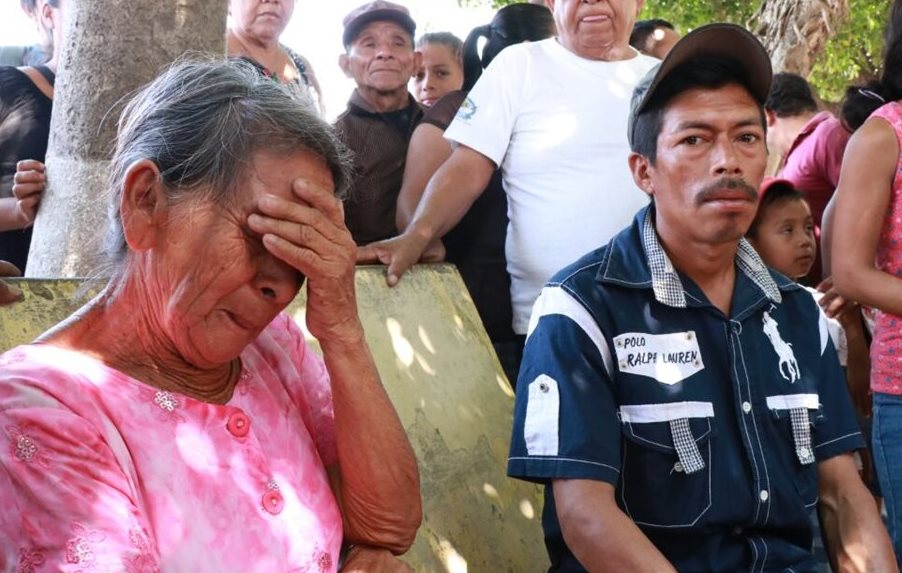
xmin=445 ymin=38 xmax=658 ymax=334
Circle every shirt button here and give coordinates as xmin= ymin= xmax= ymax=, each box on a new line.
xmin=262 ymin=490 xmax=284 ymax=515
xmin=742 ymin=401 xmax=752 ymax=414
xmin=733 ymin=526 xmax=743 ymax=536
xmin=673 ymin=461 xmax=684 ymax=473
xmin=800 ymin=447 xmax=812 ymax=460
xmin=226 ymin=412 xmax=250 ymax=437
xmin=759 ymin=489 xmax=769 ymax=502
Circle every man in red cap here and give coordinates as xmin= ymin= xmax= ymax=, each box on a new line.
xmin=335 ymin=1 xmax=423 ymax=247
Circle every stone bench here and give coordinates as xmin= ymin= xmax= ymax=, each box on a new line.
xmin=0 ymin=265 xmax=547 ymax=572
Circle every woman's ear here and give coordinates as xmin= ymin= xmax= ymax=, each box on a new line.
xmin=39 ymin=1 xmax=53 ymax=32
xmin=628 ymin=152 xmax=655 ymax=199
xmin=120 ymin=159 xmax=166 ymax=252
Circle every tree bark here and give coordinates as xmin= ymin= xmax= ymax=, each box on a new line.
xmin=26 ymin=0 xmax=228 ymax=277
xmin=752 ymin=0 xmax=849 ymax=75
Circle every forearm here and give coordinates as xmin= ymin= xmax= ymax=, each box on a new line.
xmin=0 ymin=197 xmax=25 ymax=231
xmin=833 ymin=263 xmax=902 ymax=317
xmin=843 ymin=320 xmax=872 ymax=415
xmin=404 ymin=146 xmax=494 ymax=243
xmin=819 ymin=456 xmax=897 ymax=572
xmin=565 ymin=509 xmax=676 ymax=572
xmin=395 ymin=125 xmax=452 ymax=231
xmin=321 ymin=331 xmax=421 ymax=553
xmin=554 ymin=480 xmax=677 ymax=573
xmin=820 ymin=197 xmax=837 ymax=277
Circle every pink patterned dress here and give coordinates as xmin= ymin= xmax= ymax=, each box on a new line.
xmin=871 ymin=101 xmax=902 ymax=395
xmin=0 ymin=313 xmax=342 ymax=572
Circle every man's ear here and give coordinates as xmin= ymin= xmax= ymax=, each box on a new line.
xmin=628 ymin=152 xmax=654 ymax=199
xmin=411 ymin=50 xmax=423 ymax=78
xmin=338 ymin=53 xmax=352 ymax=78
xmin=120 ymin=159 xmax=166 ymax=252
xmin=634 ymin=0 xmax=646 ymax=17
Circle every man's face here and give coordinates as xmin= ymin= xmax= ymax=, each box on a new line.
xmin=341 ymin=20 xmax=418 ymax=94
xmin=632 ymin=83 xmax=768 ymax=246
xmin=545 ymin=0 xmax=643 ymax=60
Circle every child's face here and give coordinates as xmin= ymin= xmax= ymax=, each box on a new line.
xmin=412 ymin=43 xmax=464 ymax=107
xmin=749 ymin=198 xmax=816 ymax=280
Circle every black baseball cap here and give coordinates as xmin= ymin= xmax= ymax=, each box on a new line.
xmin=342 ymin=1 xmax=417 ymax=49
xmin=628 ymin=23 xmax=772 ymax=148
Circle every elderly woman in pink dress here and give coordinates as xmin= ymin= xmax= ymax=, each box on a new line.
xmin=0 ymin=58 xmax=420 ymax=572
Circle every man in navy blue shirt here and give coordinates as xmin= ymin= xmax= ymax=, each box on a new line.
xmin=508 ymin=23 xmax=896 ymax=573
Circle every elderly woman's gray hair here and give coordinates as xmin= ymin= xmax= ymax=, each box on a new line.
xmin=105 ymin=56 xmax=352 ymax=264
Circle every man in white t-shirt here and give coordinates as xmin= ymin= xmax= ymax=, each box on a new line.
xmin=358 ymin=0 xmax=657 ymax=337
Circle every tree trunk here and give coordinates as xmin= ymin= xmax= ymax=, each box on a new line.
xmin=752 ymin=0 xmax=849 ymax=75
xmin=25 ymin=0 xmax=228 ymax=277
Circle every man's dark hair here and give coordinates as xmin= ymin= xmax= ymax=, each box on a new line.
xmin=631 ymin=57 xmax=767 ymax=165
xmin=764 ymin=73 xmax=818 ymax=118
xmin=630 ymin=19 xmax=675 ymax=51
xmin=747 ymin=183 xmax=808 ymax=238
xmin=462 ymin=3 xmax=556 ymax=92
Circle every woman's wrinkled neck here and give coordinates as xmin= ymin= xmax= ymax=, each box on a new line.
xmin=227 ymin=28 xmax=278 ymax=59
xmin=40 ymin=265 xmax=239 ymax=404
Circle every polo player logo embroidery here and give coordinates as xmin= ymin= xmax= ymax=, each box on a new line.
xmin=762 ymin=310 xmax=800 ymax=383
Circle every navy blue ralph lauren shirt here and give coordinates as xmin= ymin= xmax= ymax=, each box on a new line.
xmin=508 ymin=206 xmax=863 ymax=573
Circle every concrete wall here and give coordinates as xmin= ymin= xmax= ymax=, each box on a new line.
xmin=0 ymin=265 xmax=548 ymax=571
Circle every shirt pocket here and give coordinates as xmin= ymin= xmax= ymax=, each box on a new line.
xmin=618 ymin=401 xmax=715 ymax=528
xmin=767 ymin=393 xmax=822 ymax=508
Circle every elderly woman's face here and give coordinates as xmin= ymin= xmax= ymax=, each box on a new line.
xmin=150 ymin=150 xmax=330 ymax=367
xmin=229 ymin=0 xmax=295 ymax=43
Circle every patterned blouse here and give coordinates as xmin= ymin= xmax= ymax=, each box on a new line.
xmin=869 ymin=101 xmax=902 ymax=395
xmin=0 ymin=314 xmax=342 ymax=572
xmin=238 ymin=45 xmax=323 ymax=114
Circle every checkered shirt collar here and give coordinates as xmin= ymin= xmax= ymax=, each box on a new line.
xmin=640 ymin=209 xmax=782 ymax=308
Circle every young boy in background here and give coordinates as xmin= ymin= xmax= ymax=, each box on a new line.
xmin=749 ymin=177 xmax=876 ymax=487
xmin=748 ymin=178 xmax=879 ymax=571
xmin=748 ymin=178 xmax=866 ymax=373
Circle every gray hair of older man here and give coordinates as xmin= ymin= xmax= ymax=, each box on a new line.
xmin=104 ymin=56 xmax=352 ymax=266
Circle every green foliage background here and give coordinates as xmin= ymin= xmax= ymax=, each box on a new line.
xmin=463 ymin=0 xmax=890 ymax=102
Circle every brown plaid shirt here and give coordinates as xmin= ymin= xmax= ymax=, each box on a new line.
xmin=334 ymin=90 xmax=423 ymax=245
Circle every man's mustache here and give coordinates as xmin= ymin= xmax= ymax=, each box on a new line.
xmin=695 ymin=178 xmax=758 ymax=206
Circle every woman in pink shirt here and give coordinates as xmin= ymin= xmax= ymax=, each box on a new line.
xmin=832 ymin=0 xmax=902 ymax=565
xmin=0 ymin=57 xmax=420 ymax=572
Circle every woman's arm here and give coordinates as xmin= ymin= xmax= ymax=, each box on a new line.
xmin=250 ymin=174 xmax=422 ymax=553
xmin=395 ymin=123 xmax=453 ymax=231
xmin=831 ymin=118 xmax=902 ymax=313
